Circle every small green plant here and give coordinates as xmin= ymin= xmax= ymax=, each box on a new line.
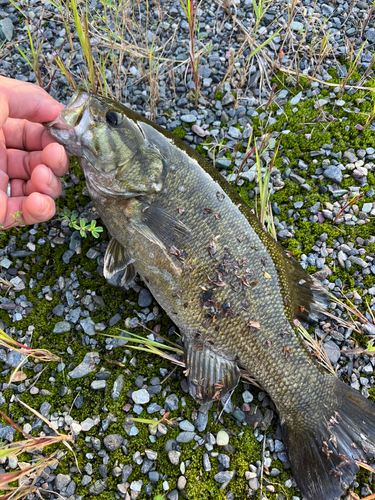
xmin=129 ymin=412 xmax=176 ymax=428
xmin=60 ymin=207 xmax=104 ymax=238
xmin=253 ymin=137 xmax=280 ymax=240
xmin=101 ymin=329 xmax=185 ymax=366
xmin=0 ymin=211 xmax=25 ymax=230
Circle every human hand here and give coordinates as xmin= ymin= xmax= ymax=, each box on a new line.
xmin=0 ymin=76 xmax=69 ymax=229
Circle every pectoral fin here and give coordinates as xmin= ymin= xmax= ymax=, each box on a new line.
xmin=131 ymin=204 xmax=189 ymax=250
xmin=104 ymin=238 xmax=136 ymax=287
xmin=184 ymin=337 xmax=240 ymax=413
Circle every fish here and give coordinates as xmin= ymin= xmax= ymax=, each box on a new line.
xmin=45 ymin=90 xmax=375 ymax=500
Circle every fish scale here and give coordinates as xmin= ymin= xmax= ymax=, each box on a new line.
xmin=46 ymin=90 xmax=375 ymax=500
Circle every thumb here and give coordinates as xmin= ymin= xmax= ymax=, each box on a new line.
xmin=0 ymin=93 xmax=9 ymax=130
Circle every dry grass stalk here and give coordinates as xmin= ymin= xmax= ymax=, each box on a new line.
xmin=0 ymin=329 xmax=61 ymax=386
xmin=0 ymin=454 xmax=59 ymax=500
xmin=0 ymin=401 xmax=74 ymax=500
xmin=293 ymin=319 xmax=337 ymax=377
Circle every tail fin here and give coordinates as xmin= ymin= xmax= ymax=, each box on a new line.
xmin=282 ymin=376 xmax=375 ymax=500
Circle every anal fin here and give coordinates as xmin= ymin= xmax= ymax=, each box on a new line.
xmin=184 ymin=338 xmax=240 ymax=413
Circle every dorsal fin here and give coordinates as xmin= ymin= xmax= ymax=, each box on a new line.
xmin=282 ymin=251 xmax=329 ymax=323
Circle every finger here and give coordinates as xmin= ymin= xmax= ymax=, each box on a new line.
xmin=0 ymin=129 xmax=7 ymax=176
xmin=9 ymin=164 xmax=62 ymax=199
xmin=0 ymin=190 xmax=7 ymax=227
xmin=0 ymin=168 xmax=8 ymax=193
xmin=7 ymin=143 xmax=69 ymax=180
xmin=0 ymin=76 xmax=64 ymax=123
xmin=41 ymin=143 xmax=69 ymax=176
xmin=0 ymin=192 xmax=55 ymax=228
xmin=3 ymin=117 xmax=60 ymax=151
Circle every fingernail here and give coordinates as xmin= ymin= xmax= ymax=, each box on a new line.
xmin=48 ymin=169 xmax=58 ymax=188
xmin=58 ymin=145 xmax=66 ymax=165
xmin=36 ymin=193 xmax=48 ymax=214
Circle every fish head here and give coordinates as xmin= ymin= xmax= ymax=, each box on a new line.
xmin=45 ymin=90 xmax=167 ymax=198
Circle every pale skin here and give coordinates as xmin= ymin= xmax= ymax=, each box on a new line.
xmin=0 ymin=76 xmax=69 ymax=229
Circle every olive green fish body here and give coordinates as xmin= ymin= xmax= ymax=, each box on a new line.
xmin=45 ymin=92 xmax=375 ymax=500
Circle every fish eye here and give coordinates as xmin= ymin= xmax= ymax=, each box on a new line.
xmin=106 ymin=111 xmax=119 ymax=126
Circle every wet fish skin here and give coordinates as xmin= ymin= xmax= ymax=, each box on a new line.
xmin=45 ymin=91 xmax=375 ymax=500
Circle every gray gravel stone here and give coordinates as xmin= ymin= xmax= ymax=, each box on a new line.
xmin=344 ymin=151 xmax=358 ymax=163
xmin=149 ymin=471 xmax=159 ymax=482
xmin=323 ymin=341 xmax=341 ymax=365
xmin=91 ymin=380 xmax=106 ymax=390
xmin=324 ymin=166 xmax=343 ymax=183
xmin=40 ymin=402 xmax=51 ymax=417
xmin=138 ymin=288 xmax=153 ymax=307
xmin=176 ymin=431 xmax=195 ymax=443
xmin=53 ymin=321 xmax=71 ymax=334
xmin=290 ymin=92 xmax=302 ymax=105
xmin=111 ymin=374 xmax=124 ymax=401
xmin=130 ymin=479 xmax=143 ymax=492
xmin=55 ymin=474 xmax=71 ymax=491
xmin=122 ymin=465 xmax=133 ymax=482
xmin=88 ymin=479 xmax=107 ymax=496
xmin=194 ymin=411 xmax=208 ymax=432
xmin=221 ymin=92 xmax=235 ymax=105
xmin=103 ymin=433 xmax=124 ymax=451
xmin=365 ymin=28 xmax=375 ymax=44
xmin=181 ymin=114 xmax=196 ymax=124
xmin=0 ymin=18 xmax=13 ymax=41
xmin=68 ymin=352 xmax=100 ymax=379
xmin=109 ymin=313 xmax=122 ymax=326
xmin=218 ymin=454 xmax=230 ymax=468
xmin=80 ymin=317 xmax=96 ymax=336
xmin=0 ymin=425 xmax=15 ymax=442
xmin=6 ymin=350 xmax=26 ymax=368
xmin=228 ymin=126 xmax=241 ymax=139
xmin=214 ymin=470 xmax=235 ymax=483
xmin=132 ymin=388 xmax=150 ymax=405
xmin=168 ymin=450 xmax=180 ymax=465
xmin=165 ymin=393 xmax=179 ymax=411
xmin=167 ymin=490 xmax=179 ymax=500
xmin=179 ymin=420 xmax=195 ymax=432
xmin=203 ymin=453 xmax=211 ymax=471
xmin=147 ymin=403 xmax=162 ymax=413
xmin=81 ymin=475 xmax=92 ymax=486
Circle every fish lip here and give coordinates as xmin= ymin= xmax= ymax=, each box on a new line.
xmin=44 ymin=115 xmax=81 ymax=157
xmin=44 ymin=91 xmax=96 ymax=159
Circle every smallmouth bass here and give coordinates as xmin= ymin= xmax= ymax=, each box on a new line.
xmin=46 ymin=91 xmax=375 ymax=500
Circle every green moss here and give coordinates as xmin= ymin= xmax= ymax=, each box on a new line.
xmin=172 ymin=126 xmax=187 ymax=139
xmin=215 ymin=91 xmax=224 ymax=100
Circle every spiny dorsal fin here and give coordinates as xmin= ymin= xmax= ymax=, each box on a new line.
xmin=183 ymin=336 xmax=240 ymax=413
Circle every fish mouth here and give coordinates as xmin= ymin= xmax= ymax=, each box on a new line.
xmin=44 ymin=90 xmax=94 ymax=158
